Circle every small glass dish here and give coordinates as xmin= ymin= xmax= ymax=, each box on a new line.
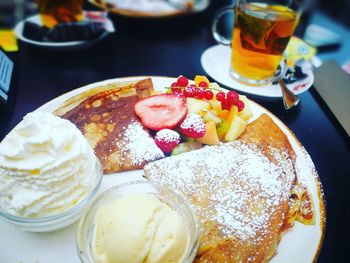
xmin=0 ymin=158 xmax=103 ymax=232
xmin=77 ymin=181 xmax=200 ymax=263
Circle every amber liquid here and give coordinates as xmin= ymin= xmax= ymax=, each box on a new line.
xmin=231 ymin=3 xmax=298 ymax=81
xmin=37 ymin=0 xmax=83 ymax=28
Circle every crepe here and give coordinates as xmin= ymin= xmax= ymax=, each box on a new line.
xmin=144 ymin=114 xmax=314 ymax=262
xmin=55 ymin=78 xmax=164 ymax=174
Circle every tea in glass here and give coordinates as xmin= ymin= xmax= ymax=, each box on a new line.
xmin=37 ymin=0 xmax=83 ymax=28
xmin=231 ymin=3 xmax=298 ymax=81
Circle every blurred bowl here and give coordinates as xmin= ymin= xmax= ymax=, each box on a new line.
xmin=0 ymin=158 xmax=103 ymax=232
xmin=77 ymin=181 xmax=200 ymax=262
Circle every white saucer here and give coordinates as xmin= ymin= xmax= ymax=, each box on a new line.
xmin=201 ymin=45 xmax=314 ymax=98
xmin=14 ymin=13 xmax=115 ymax=51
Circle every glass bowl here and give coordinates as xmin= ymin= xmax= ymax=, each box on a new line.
xmin=77 ymin=181 xmax=200 ymax=263
xmin=0 ymin=158 xmax=103 ymax=232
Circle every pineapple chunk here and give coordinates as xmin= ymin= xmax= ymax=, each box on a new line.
xmin=196 ymin=121 xmax=220 ymax=145
xmin=203 ymin=110 xmax=222 ymax=125
xmin=186 ymin=98 xmax=211 ymax=116
xmin=227 ymin=105 xmax=238 ymax=124
xmin=238 ymin=95 xmax=253 ymax=121
xmin=224 ymin=116 xmax=247 ymax=142
xmin=209 ymin=99 xmax=221 ymax=112
xmin=194 ymin=75 xmax=210 ymax=86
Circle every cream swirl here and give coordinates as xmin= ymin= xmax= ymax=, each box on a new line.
xmin=0 ymin=112 xmax=98 ymax=218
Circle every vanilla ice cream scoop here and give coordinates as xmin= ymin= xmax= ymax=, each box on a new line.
xmin=0 ymin=112 xmax=98 ymax=218
xmin=92 ymin=194 xmax=189 ymax=263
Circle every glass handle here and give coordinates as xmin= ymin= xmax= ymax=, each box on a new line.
xmin=212 ymin=6 xmax=235 ymax=46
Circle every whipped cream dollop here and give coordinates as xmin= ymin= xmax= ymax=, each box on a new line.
xmin=0 ymin=112 xmax=99 ymax=218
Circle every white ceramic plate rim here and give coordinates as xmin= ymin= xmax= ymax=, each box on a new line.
xmin=201 ymin=45 xmax=314 ymax=98
xmin=0 ymin=76 xmax=325 ymax=262
xmin=14 ymin=14 xmax=112 ymax=49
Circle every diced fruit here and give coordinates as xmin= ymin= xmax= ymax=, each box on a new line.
xmin=203 ymin=110 xmax=222 ymax=125
xmin=224 ymin=116 xmax=247 ymax=142
xmin=209 ymin=99 xmax=222 ymax=112
xmin=134 ymin=94 xmax=187 ymax=131
xmin=216 ymin=120 xmax=230 ymax=139
xmin=196 ymin=121 xmax=220 ymax=145
xmin=154 ymin=129 xmax=181 ymax=153
xmin=238 ymin=96 xmax=253 ymax=121
xmin=217 ymin=109 xmax=229 ymax=119
xmin=177 ymin=76 xmax=189 ymax=87
xmin=204 ymin=90 xmax=214 ymax=100
xmin=216 ymin=92 xmax=225 ymax=102
xmin=171 ymin=141 xmax=202 ymax=156
xmin=236 ymin=100 xmax=245 ymax=112
xmin=194 ymin=75 xmax=210 ymax=86
xmin=180 ymin=114 xmax=206 ymax=138
xmin=209 ymin=82 xmax=221 ymax=90
xmin=198 ymin=81 xmax=209 ymax=88
xmin=186 ymin=97 xmax=211 ymax=116
xmin=227 ymin=105 xmax=238 ymax=124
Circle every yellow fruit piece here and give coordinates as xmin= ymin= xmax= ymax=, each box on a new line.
xmin=238 ymin=96 xmax=253 ymax=121
xmin=227 ymin=105 xmax=238 ymax=124
xmin=224 ymin=116 xmax=247 ymax=142
xmin=203 ymin=110 xmax=222 ymax=125
xmin=194 ymin=75 xmax=210 ymax=86
xmin=217 ymin=109 xmax=229 ymax=119
xmin=186 ymin=98 xmax=211 ymax=116
xmin=196 ymin=121 xmax=220 ymax=145
xmin=216 ymin=120 xmax=230 ymax=140
xmin=209 ymin=99 xmax=221 ymax=112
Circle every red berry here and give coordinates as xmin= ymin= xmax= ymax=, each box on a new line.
xmin=198 ymin=81 xmax=208 ymax=88
xmin=154 ymin=129 xmax=181 ymax=153
xmin=184 ymin=86 xmax=195 ymax=97
xmin=188 ymin=84 xmax=197 ymax=88
xmin=204 ymin=90 xmax=214 ymax=100
xmin=171 ymin=86 xmax=182 ymax=94
xmin=221 ymin=99 xmax=230 ymax=110
xmin=194 ymin=88 xmax=205 ymax=99
xmin=236 ymin=100 xmax=245 ymax=112
xmin=177 ymin=76 xmax=189 ymax=87
xmin=180 ymin=114 xmax=206 ymax=138
xmin=216 ymin=92 xmax=225 ymax=102
xmin=171 ymin=82 xmax=178 ymax=88
xmin=134 ymin=94 xmax=187 ymax=131
xmin=226 ymin=91 xmax=239 ymax=105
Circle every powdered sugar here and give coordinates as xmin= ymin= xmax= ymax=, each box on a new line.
xmin=119 ymin=122 xmax=164 ymax=165
xmin=144 ymin=141 xmax=295 ymax=248
xmin=155 ymin=129 xmax=180 ymax=143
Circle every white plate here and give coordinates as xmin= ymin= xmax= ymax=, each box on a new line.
xmin=0 ymin=76 xmax=325 ymax=262
xmin=14 ymin=14 xmax=115 ymax=51
xmin=89 ymin=0 xmax=210 ymax=18
xmin=201 ymin=45 xmax=314 ymax=98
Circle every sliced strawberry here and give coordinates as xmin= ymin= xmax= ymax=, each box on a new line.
xmin=134 ymin=94 xmax=187 ymax=131
xmin=154 ymin=129 xmax=181 ymax=153
xmin=180 ymin=114 xmax=206 ymax=138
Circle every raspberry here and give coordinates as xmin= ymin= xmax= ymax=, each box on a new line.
xmin=180 ymin=114 xmax=206 ymax=138
xmin=177 ymin=76 xmax=189 ymax=87
xmin=216 ymin=92 xmax=225 ymax=102
xmin=170 ymin=82 xmax=178 ymax=88
xmin=154 ymin=129 xmax=181 ymax=153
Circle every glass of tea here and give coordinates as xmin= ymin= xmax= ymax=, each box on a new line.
xmin=36 ymin=0 xmax=84 ymax=28
xmin=212 ymin=0 xmax=302 ymax=85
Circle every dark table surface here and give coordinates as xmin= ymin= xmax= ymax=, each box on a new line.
xmin=1 ymin=0 xmax=350 ymax=262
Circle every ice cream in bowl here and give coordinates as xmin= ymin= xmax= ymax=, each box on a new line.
xmin=0 ymin=112 xmax=103 ymax=232
xmin=77 ymin=181 xmax=200 ymax=263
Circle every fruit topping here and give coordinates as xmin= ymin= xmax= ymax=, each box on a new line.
xmin=154 ymin=129 xmax=181 ymax=153
xmin=180 ymin=114 xmax=206 ymax=138
xmin=216 ymin=92 xmax=225 ymax=102
xmin=194 ymin=88 xmax=205 ymax=99
xmin=171 ymin=141 xmax=203 ymax=156
xmin=237 ymin=100 xmax=245 ymax=112
xmin=204 ymin=90 xmax=214 ymax=100
xmin=184 ymin=85 xmax=196 ymax=98
xmin=194 ymin=75 xmax=210 ymax=87
xmin=226 ymin=90 xmax=239 ymax=105
xmin=134 ymin=94 xmax=187 ymax=131
xmin=177 ymin=76 xmax=189 ymax=87
xmin=198 ymin=81 xmax=209 ymax=88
